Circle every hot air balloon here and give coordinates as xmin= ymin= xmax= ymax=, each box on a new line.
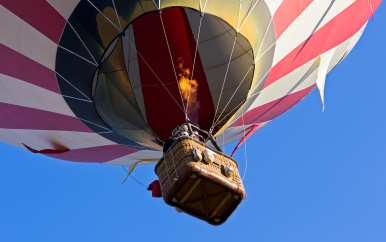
xmin=0 ymin=0 xmax=382 ymax=224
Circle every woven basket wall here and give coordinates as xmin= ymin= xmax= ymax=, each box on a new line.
xmin=155 ymin=137 xmax=243 ymax=197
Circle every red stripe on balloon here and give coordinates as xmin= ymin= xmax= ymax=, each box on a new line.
xmin=265 ymin=0 xmax=382 ymax=88
xmin=231 ymin=85 xmax=314 ymax=127
xmin=273 ymin=0 xmax=313 ymax=38
xmin=231 ymin=124 xmax=261 ymax=157
xmin=47 ymin=145 xmax=140 ymax=163
xmin=23 ymin=143 xmax=70 ymax=154
xmin=0 ymin=102 xmax=92 ymax=132
xmin=132 ymin=8 xmax=215 ymax=141
xmin=0 ymin=44 xmax=60 ymax=93
xmin=2 ymin=0 xmax=66 ymax=43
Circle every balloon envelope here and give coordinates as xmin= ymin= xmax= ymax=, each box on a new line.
xmin=0 ymin=0 xmax=381 ymax=165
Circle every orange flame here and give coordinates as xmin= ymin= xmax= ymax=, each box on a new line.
xmin=178 ymin=59 xmax=200 ymax=121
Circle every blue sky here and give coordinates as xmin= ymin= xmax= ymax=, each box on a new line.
xmin=1 ymin=4 xmax=385 ymax=242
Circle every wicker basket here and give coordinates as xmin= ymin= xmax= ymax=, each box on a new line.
xmin=155 ymin=137 xmax=246 ymax=225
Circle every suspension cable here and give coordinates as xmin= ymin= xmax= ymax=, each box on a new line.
xmin=185 ymin=0 xmax=209 ymax=120
xmin=87 ymin=0 xmax=121 ymax=31
xmin=240 ymin=108 xmax=248 ymax=181
xmin=159 ymin=13 xmax=186 ymax=112
xmin=123 ymin=35 xmax=185 ymax=112
xmin=210 ymin=33 xmax=238 ymax=129
xmin=209 ymin=0 xmax=243 ymax=133
xmin=87 ymin=0 xmax=185 ymax=112
xmin=111 ymin=0 xmax=123 ymax=30
xmin=212 ymin=99 xmax=245 ymax=128
xmin=212 ymin=66 xmax=272 ymax=129
xmin=121 ymin=166 xmax=147 ymax=188
xmin=210 ymin=17 xmax=275 ymax=131
xmin=238 ymin=0 xmax=260 ymax=32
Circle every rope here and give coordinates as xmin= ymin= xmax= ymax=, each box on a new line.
xmin=124 ymin=28 xmax=162 ymax=145
xmin=67 ymin=22 xmax=98 ymax=65
xmin=121 ymin=166 xmax=147 ymax=188
xmin=55 ymin=72 xmax=92 ymax=101
xmin=208 ymin=0 xmax=242 ymax=134
xmin=244 ymin=66 xmax=274 ymax=100
xmin=87 ymin=3 xmax=165 ymax=144
xmin=159 ymin=13 xmax=186 ymax=112
xmin=240 ymin=108 xmax=248 ymax=181
xmin=210 ymin=33 xmax=238 ymax=130
xmin=145 ymin=125 xmax=162 ymax=144
xmin=238 ymin=0 xmax=260 ymax=32
xmin=87 ymin=0 xmax=121 ymax=31
xmin=185 ymin=16 xmax=203 ymax=119
xmin=111 ymin=0 xmax=123 ymax=30
xmin=58 ymin=45 xmax=97 ymax=67
xmin=367 ymin=0 xmax=374 ymax=21
xmin=212 ymin=100 xmax=245 ymax=128
xmin=236 ymin=0 xmax=243 ymax=32
xmin=211 ymin=58 xmax=272 ymax=129
xmin=77 ymin=117 xmax=112 ymax=131
xmin=211 ymin=66 xmax=253 ymax=128
xmin=210 ymin=17 xmax=274 ymax=130
xmin=212 ymin=66 xmax=272 ymax=131
xmin=242 ymin=132 xmax=248 ymax=181
xmin=61 ymin=95 xmax=93 ymax=103
xmin=86 ymin=0 xmax=185 ymax=112
xmin=151 ymin=0 xmax=159 ymax=9
xmin=186 ymin=0 xmax=209 ymax=120
xmin=123 ymin=35 xmax=185 ymax=112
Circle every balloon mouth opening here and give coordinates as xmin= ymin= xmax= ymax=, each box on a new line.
xmin=91 ymin=7 xmax=255 ymax=141
xmin=56 ymin=2 xmax=275 ymax=147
